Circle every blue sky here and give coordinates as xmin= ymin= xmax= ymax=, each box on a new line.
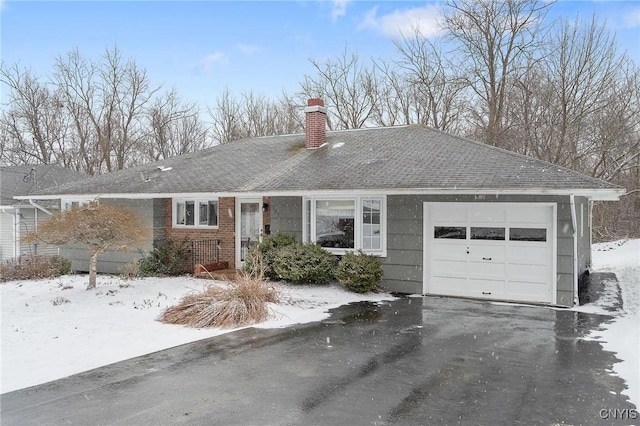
xmin=1 ymin=1 xmax=639 ymax=109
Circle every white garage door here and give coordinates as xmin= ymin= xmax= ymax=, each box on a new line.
xmin=424 ymin=202 xmax=556 ymax=304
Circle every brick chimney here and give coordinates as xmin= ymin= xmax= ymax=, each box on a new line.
xmin=304 ymin=98 xmax=326 ymax=149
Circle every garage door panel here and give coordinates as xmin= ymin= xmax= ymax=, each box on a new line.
xmin=468 ymin=261 xmax=505 ymax=279
xmin=426 ymin=202 xmax=555 ymax=304
xmin=432 ymin=259 xmax=467 ymax=277
xmin=432 ymin=241 xmax=467 ymax=259
xmin=430 ymin=277 xmax=468 ymax=296
xmin=431 ymin=204 xmax=466 ymax=223
xmin=508 ymin=207 xmax=550 ymax=223
xmin=507 ymin=245 xmax=547 ymax=263
xmin=507 ymin=282 xmax=549 ymax=301
xmin=469 ymin=244 xmax=505 ymax=261
xmin=506 ymin=263 xmax=548 ymax=282
xmin=467 ymin=278 xmax=505 ymax=297
xmin=469 ymin=208 xmax=507 ymax=224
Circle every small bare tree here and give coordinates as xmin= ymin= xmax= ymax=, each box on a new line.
xmin=23 ymin=201 xmax=150 ymax=289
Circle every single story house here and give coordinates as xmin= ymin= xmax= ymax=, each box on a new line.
xmin=1 ymin=165 xmax=86 ymax=261
xmin=18 ymin=99 xmax=624 ymax=307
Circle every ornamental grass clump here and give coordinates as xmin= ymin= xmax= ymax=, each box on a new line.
xmin=158 ymin=250 xmax=280 ymax=328
xmin=335 ymin=251 xmax=384 ymax=293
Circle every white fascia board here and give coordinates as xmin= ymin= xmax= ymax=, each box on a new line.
xmin=14 ymin=187 xmax=625 ymax=201
xmin=232 ymin=187 xmax=625 ymax=200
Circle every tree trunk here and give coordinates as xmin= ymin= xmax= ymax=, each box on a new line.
xmin=87 ymin=252 xmax=98 ymax=290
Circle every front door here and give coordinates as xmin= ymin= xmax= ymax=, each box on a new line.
xmin=236 ymin=199 xmax=262 ymax=267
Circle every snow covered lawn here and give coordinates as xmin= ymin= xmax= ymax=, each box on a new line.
xmin=1 ymin=239 xmax=638 ymax=406
xmin=0 ymin=275 xmax=396 ymax=394
xmin=575 ymin=239 xmax=640 ymax=407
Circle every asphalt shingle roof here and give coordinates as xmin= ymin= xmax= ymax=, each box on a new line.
xmin=1 ymin=165 xmax=86 ymax=205
xmin=24 ymin=125 xmax=621 ymax=198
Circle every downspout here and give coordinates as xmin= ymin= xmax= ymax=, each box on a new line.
xmin=588 ymin=200 xmax=594 ymax=270
xmin=29 ymin=199 xmax=52 ymax=215
xmin=570 ymin=195 xmax=579 ymax=306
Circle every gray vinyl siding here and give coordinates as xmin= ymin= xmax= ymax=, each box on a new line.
xmin=556 ymin=200 xmax=574 ymax=306
xmin=385 ymin=197 xmax=424 ymax=293
xmin=152 ymin=198 xmax=167 ymax=243
xmin=384 ymin=194 xmax=579 ymax=306
xmin=18 ymin=209 xmax=38 ymax=257
xmin=270 ymin=196 xmax=303 ymax=241
xmin=0 ymin=210 xmax=15 ymax=261
xmin=61 ymin=199 xmax=155 ymax=274
xmin=17 ymin=208 xmax=60 ymax=258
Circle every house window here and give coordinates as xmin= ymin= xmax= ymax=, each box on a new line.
xmin=362 ymin=199 xmax=381 ymax=250
xmin=174 ymin=199 xmax=218 ymax=228
xmin=61 ymin=199 xmax=91 ymax=210
xmin=316 ymin=199 xmax=355 ymax=249
xmin=199 ymin=201 xmax=218 ymax=226
xmin=303 ymin=196 xmax=385 ymax=255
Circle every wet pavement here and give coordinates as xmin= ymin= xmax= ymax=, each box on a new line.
xmin=1 ymin=290 xmax=637 ymax=425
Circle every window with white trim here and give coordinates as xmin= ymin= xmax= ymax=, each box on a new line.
xmin=174 ymin=199 xmax=218 ymax=228
xmin=303 ymin=196 xmax=385 ymax=255
xmin=61 ymin=199 xmax=91 ymax=210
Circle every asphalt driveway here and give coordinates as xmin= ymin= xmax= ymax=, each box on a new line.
xmin=2 ymin=285 xmax=637 ymax=425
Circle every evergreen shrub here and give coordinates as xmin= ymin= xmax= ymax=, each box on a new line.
xmin=272 ymin=243 xmax=336 ymax=284
xmin=335 ymin=251 xmax=384 ymax=293
xmin=138 ymin=238 xmax=191 ymax=276
xmin=244 ymin=232 xmax=298 ymax=279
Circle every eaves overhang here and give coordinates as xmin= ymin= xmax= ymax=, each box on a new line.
xmin=14 ymin=186 xmax=625 ymax=202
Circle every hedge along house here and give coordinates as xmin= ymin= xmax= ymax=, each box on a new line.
xmin=18 ymin=99 xmax=624 ymax=307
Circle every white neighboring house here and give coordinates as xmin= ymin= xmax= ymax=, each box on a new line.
xmin=0 ymin=165 xmax=86 ymax=261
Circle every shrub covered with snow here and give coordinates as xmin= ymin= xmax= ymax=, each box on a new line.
xmin=335 ymin=251 xmax=384 ymax=293
xmin=272 ymin=243 xmax=337 ymax=284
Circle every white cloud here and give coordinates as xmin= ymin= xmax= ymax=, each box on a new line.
xmin=236 ymin=43 xmax=260 ymax=55
xmin=622 ymin=7 xmax=640 ymax=28
xmin=199 ymin=52 xmax=226 ymax=73
xmin=331 ymin=0 xmax=349 ymax=22
xmin=358 ymin=4 xmax=444 ymax=39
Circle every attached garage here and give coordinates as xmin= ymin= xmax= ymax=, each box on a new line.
xmin=424 ymin=202 xmax=556 ymax=304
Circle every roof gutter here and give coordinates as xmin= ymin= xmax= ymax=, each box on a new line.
xmin=13 ymin=187 xmax=626 ymax=201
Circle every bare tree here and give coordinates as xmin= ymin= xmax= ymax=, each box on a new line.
xmin=53 ymin=46 xmax=160 ymax=174
xmin=0 ymin=63 xmax=69 ymax=165
xmin=208 ymin=88 xmax=302 ymax=144
xmin=443 ymin=0 xmax=552 ymax=147
xmin=144 ymin=89 xmax=208 ymax=161
xmin=389 ymin=29 xmax=468 ymax=133
xmin=299 ymin=47 xmax=379 ymax=129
